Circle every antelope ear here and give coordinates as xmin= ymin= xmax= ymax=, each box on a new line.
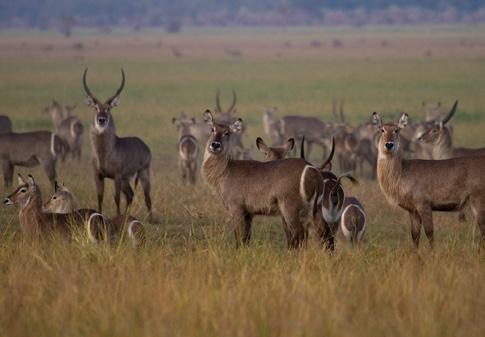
xmin=398 ymin=113 xmax=409 ymax=129
xmin=109 ymin=96 xmax=120 ymax=108
xmin=203 ymin=109 xmax=214 ymax=127
xmin=286 ymin=138 xmax=295 ymax=152
xmin=256 ymin=137 xmax=269 ymax=152
xmin=439 ymin=121 xmax=444 ymax=129
xmin=230 ymin=118 xmax=243 ymax=134
xmin=85 ymin=95 xmax=97 ymax=108
xmin=27 ymin=175 xmax=36 ymax=191
xmin=372 ymin=112 xmax=382 ymax=129
xmin=17 ymin=174 xmax=26 ymax=186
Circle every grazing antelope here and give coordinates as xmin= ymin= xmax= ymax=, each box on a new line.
xmin=82 ymin=68 xmax=152 ymax=221
xmin=256 ymin=137 xmax=294 ymax=161
xmin=43 ymin=181 xmax=145 ymax=247
xmin=172 ymin=117 xmax=199 ymax=185
xmin=202 ymin=110 xmax=332 ymax=249
xmin=4 ymin=174 xmax=102 ymax=241
xmin=0 ymin=115 xmax=12 ymax=133
xmin=419 ymin=101 xmax=485 ymax=159
xmin=0 ymin=131 xmax=62 ymax=187
xmin=340 ymin=197 xmax=366 ymax=244
xmin=262 ymin=107 xmax=283 ymax=145
xmin=280 ymin=115 xmax=329 ymax=159
xmin=373 ymin=106 xmax=485 ymax=248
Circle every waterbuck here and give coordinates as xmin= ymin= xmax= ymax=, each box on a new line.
xmin=256 ymin=137 xmax=294 ymax=161
xmin=0 ymin=115 xmax=12 ymax=133
xmin=419 ymin=101 xmax=485 ymax=159
xmin=202 ymin=110 xmax=332 ymax=248
xmin=43 ymin=181 xmax=145 ymax=247
xmin=0 ymin=131 xmax=62 ymax=187
xmin=262 ymin=107 xmax=283 ymax=145
xmin=82 ymin=68 xmax=152 ymax=221
xmin=172 ymin=117 xmax=199 ymax=185
xmin=340 ymin=197 xmax=366 ymax=244
xmin=373 ymin=109 xmax=485 ymax=248
xmin=4 ymin=174 xmax=102 ymax=241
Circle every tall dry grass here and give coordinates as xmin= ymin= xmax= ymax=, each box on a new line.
xmin=0 ymin=26 xmax=484 ymax=336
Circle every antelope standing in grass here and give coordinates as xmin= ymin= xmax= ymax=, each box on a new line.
xmin=373 ymin=106 xmax=485 ymax=248
xmin=43 ymin=100 xmax=84 ymax=161
xmin=0 ymin=115 xmax=12 ymax=133
xmin=43 ymin=181 xmax=145 ymax=247
xmin=83 ymin=68 xmax=152 ymax=221
xmin=0 ymin=131 xmax=62 ymax=187
xmin=262 ymin=107 xmax=283 ymax=145
xmin=340 ymin=197 xmax=366 ymax=244
xmin=4 ymin=174 xmax=103 ymax=241
xmin=256 ymin=137 xmax=294 ymax=161
xmin=172 ymin=117 xmax=199 ymax=185
xmin=202 ymin=110 xmax=333 ymax=249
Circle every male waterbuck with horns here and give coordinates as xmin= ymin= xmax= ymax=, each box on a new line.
xmin=373 ymin=104 xmax=485 ymax=248
xmin=83 ymin=68 xmax=152 ymax=221
xmin=202 ymin=110 xmax=333 ymax=249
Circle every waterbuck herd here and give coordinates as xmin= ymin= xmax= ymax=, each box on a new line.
xmin=2 ymin=69 xmax=485 ymax=251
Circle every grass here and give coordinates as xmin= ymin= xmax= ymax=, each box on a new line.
xmin=0 ymin=26 xmax=484 ymax=337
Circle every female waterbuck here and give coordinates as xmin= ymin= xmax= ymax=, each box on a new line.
xmin=373 ymin=107 xmax=485 ymax=248
xmin=202 ymin=110 xmax=330 ymax=249
xmin=82 ymin=68 xmax=152 ymax=221
xmin=4 ymin=174 xmax=102 ymax=241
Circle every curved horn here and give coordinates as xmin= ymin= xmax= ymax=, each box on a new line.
xmin=215 ymin=89 xmax=222 ymax=113
xmin=300 ymin=136 xmax=305 ymax=159
xmin=441 ymin=100 xmax=458 ymax=125
xmin=227 ymin=89 xmax=237 ymax=113
xmin=319 ymin=137 xmax=335 ymax=170
xmin=82 ymin=68 xmax=99 ymax=104
xmin=106 ymin=68 xmax=125 ymax=104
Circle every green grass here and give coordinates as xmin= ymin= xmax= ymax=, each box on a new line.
xmin=0 ymin=26 xmax=484 ymax=337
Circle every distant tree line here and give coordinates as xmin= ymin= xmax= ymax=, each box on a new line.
xmin=2 ymin=0 xmax=485 ymax=34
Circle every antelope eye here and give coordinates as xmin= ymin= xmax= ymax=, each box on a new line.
xmin=381 ymin=128 xmax=385 ymax=133
xmin=20 ymin=188 xmax=27 ymax=193
xmin=224 ymin=131 xmax=230 ymax=137
xmin=53 ymin=196 xmax=57 ymax=200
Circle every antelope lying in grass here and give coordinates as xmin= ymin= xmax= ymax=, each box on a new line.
xmin=256 ymin=137 xmax=294 ymax=161
xmin=0 ymin=115 xmax=12 ymax=133
xmin=419 ymin=101 xmax=485 ymax=159
xmin=202 ymin=110 xmax=332 ymax=249
xmin=0 ymin=131 xmax=62 ymax=187
xmin=373 ymin=108 xmax=485 ymax=248
xmin=4 ymin=174 xmax=102 ymax=241
xmin=172 ymin=117 xmax=199 ymax=185
xmin=43 ymin=181 xmax=145 ymax=247
xmin=83 ymin=68 xmax=152 ymax=221
xmin=43 ymin=100 xmax=84 ymax=161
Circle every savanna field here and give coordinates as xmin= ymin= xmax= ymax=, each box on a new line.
xmin=0 ymin=25 xmax=484 ymax=336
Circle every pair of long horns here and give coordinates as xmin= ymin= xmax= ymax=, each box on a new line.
xmin=216 ymin=89 xmax=237 ymax=114
xmin=83 ymin=68 xmax=125 ymax=105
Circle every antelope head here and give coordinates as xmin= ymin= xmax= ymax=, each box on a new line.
xmin=256 ymin=137 xmax=294 ymax=160
xmin=43 ymin=181 xmax=76 ymax=213
xmin=373 ymin=111 xmax=409 ymax=157
xmin=83 ymin=68 xmax=125 ymax=134
xmin=4 ymin=174 xmax=38 ymax=209
xmin=172 ymin=115 xmax=196 ymax=137
xmin=419 ymin=100 xmax=458 ymax=144
xmin=203 ymin=109 xmax=243 ymax=156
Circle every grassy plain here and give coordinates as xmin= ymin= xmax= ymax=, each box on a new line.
xmin=0 ymin=25 xmax=484 ymax=337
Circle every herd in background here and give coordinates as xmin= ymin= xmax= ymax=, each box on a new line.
xmin=1 ymin=68 xmax=485 ymax=250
